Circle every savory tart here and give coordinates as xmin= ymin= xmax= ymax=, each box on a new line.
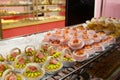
xmin=13 ymin=55 xmax=27 ymax=72
xmin=25 ymin=45 xmax=36 ymax=56
xmin=0 ymin=54 xmax=5 ymax=62
xmin=6 ymin=48 xmax=21 ymax=63
xmin=33 ymin=51 xmax=47 ymax=64
xmin=22 ymin=63 xmax=45 ymax=80
xmin=73 ymin=49 xmax=88 ymax=62
xmin=61 ymin=48 xmax=75 ymax=67
xmin=2 ymin=69 xmax=24 ymax=80
xmin=0 ymin=63 xmax=13 ymax=78
xmin=47 ymin=46 xmax=61 ymax=58
xmin=43 ymin=56 xmax=63 ymax=74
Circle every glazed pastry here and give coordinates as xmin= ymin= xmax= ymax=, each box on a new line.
xmin=82 ymin=35 xmax=94 ymax=45
xmin=68 ymin=38 xmax=84 ymax=50
xmin=2 ymin=69 xmax=24 ymax=80
xmin=50 ymin=40 xmax=61 ymax=47
xmin=72 ymin=49 xmax=88 ymax=61
xmin=13 ymin=55 xmax=27 ymax=72
xmin=43 ymin=56 xmax=63 ymax=74
xmin=47 ymin=46 xmax=61 ymax=58
xmin=34 ymin=51 xmax=46 ymax=64
xmin=0 ymin=63 xmax=13 ymax=78
xmin=92 ymin=43 xmax=104 ymax=52
xmin=84 ymin=45 xmax=95 ymax=56
xmin=61 ymin=48 xmax=75 ymax=67
xmin=106 ymin=35 xmax=116 ymax=45
xmin=25 ymin=45 xmax=36 ymax=56
xmin=6 ymin=48 xmax=21 ymax=62
xmin=22 ymin=63 xmax=45 ymax=80
xmin=92 ymin=34 xmax=101 ymax=43
xmin=0 ymin=54 xmax=5 ymax=62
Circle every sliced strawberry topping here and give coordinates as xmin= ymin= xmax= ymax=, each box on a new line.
xmin=50 ymin=59 xmax=57 ymax=64
xmin=36 ymin=53 xmax=44 ymax=59
xmin=28 ymin=66 xmax=37 ymax=72
xmin=11 ymin=52 xmax=17 ymax=58
xmin=0 ymin=64 xmax=5 ymax=72
xmin=18 ymin=57 xmax=25 ymax=65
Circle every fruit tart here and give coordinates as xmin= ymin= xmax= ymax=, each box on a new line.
xmin=2 ymin=69 xmax=25 ymax=80
xmin=22 ymin=63 xmax=45 ymax=80
xmin=13 ymin=54 xmax=27 ymax=72
xmin=25 ymin=45 xmax=36 ymax=56
xmin=6 ymin=48 xmax=21 ymax=64
xmin=0 ymin=63 xmax=13 ymax=78
xmin=0 ymin=54 xmax=5 ymax=62
xmin=33 ymin=51 xmax=47 ymax=65
xmin=68 ymin=38 xmax=84 ymax=50
xmin=61 ymin=48 xmax=76 ymax=67
xmin=43 ymin=56 xmax=63 ymax=74
xmin=39 ymin=42 xmax=50 ymax=53
xmin=47 ymin=46 xmax=61 ymax=58
xmin=73 ymin=49 xmax=88 ymax=62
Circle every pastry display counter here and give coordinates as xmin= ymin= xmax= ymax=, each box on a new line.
xmin=0 ymin=18 xmax=120 ymax=80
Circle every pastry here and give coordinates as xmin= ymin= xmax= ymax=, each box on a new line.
xmin=25 ymin=45 xmax=36 ymax=56
xmin=72 ymin=49 xmax=88 ymax=61
xmin=43 ymin=56 xmax=63 ymax=74
xmin=82 ymin=35 xmax=94 ymax=45
xmin=92 ymin=43 xmax=104 ymax=52
xmin=6 ymin=48 xmax=21 ymax=63
xmin=68 ymin=38 xmax=84 ymax=50
xmin=84 ymin=45 xmax=95 ymax=56
xmin=39 ymin=42 xmax=50 ymax=53
xmin=92 ymin=34 xmax=101 ymax=43
xmin=61 ymin=48 xmax=75 ymax=67
xmin=0 ymin=63 xmax=13 ymax=78
xmin=33 ymin=51 xmax=47 ymax=64
xmin=13 ymin=54 xmax=27 ymax=72
xmin=2 ymin=69 xmax=25 ymax=80
xmin=106 ymin=35 xmax=116 ymax=45
xmin=22 ymin=63 xmax=45 ymax=80
xmin=47 ymin=46 xmax=61 ymax=58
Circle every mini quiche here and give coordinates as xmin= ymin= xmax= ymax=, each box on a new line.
xmin=43 ymin=56 xmax=63 ymax=74
xmin=6 ymin=48 xmax=21 ymax=63
xmin=0 ymin=63 xmax=13 ymax=78
xmin=0 ymin=54 xmax=5 ymax=62
xmin=47 ymin=46 xmax=61 ymax=58
xmin=2 ymin=69 xmax=25 ymax=80
xmin=22 ymin=63 xmax=45 ymax=80
xmin=61 ymin=48 xmax=75 ymax=67
xmin=25 ymin=45 xmax=36 ymax=56
xmin=13 ymin=55 xmax=27 ymax=72
xmin=33 ymin=51 xmax=47 ymax=64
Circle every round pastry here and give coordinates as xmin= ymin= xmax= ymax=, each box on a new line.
xmin=96 ymin=32 xmax=107 ymax=40
xmin=22 ymin=63 xmax=45 ymax=80
xmin=82 ymin=35 xmax=94 ymax=45
xmin=50 ymin=40 xmax=61 ymax=47
xmin=92 ymin=34 xmax=101 ymax=43
xmin=0 ymin=63 xmax=13 ymax=78
xmin=0 ymin=54 xmax=5 ymax=62
xmin=68 ymin=38 xmax=84 ymax=50
xmin=2 ymin=69 xmax=25 ymax=80
xmin=58 ymin=45 xmax=69 ymax=51
xmin=87 ymin=30 xmax=96 ymax=37
xmin=106 ymin=36 xmax=116 ymax=45
xmin=61 ymin=48 xmax=76 ymax=67
xmin=6 ymin=48 xmax=21 ymax=63
xmin=84 ymin=45 xmax=95 ymax=56
xmin=92 ymin=43 xmax=104 ymax=52
xmin=43 ymin=56 xmax=63 ymax=74
xmin=39 ymin=42 xmax=50 ymax=53
xmin=99 ymin=39 xmax=109 ymax=48
xmin=13 ymin=54 xmax=27 ymax=72
xmin=72 ymin=49 xmax=88 ymax=62
xmin=25 ymin=45 xmax=36 ymax=56
xmin=33 ymin=51 xmax=47 ymax=64
xmin=47 ymin=46 xmax=61 ymax=58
